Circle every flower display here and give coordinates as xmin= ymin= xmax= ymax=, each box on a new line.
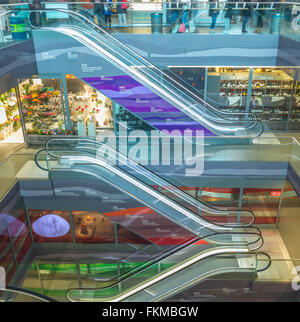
xmin=26 ymin=128 xmax=74 ymax=136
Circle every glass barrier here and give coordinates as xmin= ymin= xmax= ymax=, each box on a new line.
xmin=0 ymin=2 xmax=299 ymax=39
xmin=66 ymin=245 xmax=259 ymax=302
xmin=40 ymin=136 xmax=294 ymax=227
xmin=0 ymin=153 xmax=37 ymax=201
xmin=0 ymin=3 xmax=31 ymax=49
xmin=27 ymin=1 xmax=298 ymax=38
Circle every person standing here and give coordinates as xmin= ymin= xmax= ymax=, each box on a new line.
xmin=242 ymin=3 xmax=251 ymax=33
xmin=29 ymin=0 xmax=42 ymax=27
xmin=209 ymin=0 xmax=219 ymax=33
xmin=103 ymin=0 xmax=113 ymax=29
xmin=224 ymin=2 xmax=233 ymax=33
xmin=254 ymin=0 xmax=266 ymax=34
xmin=117 ymin=0 xmax=128 ymax=27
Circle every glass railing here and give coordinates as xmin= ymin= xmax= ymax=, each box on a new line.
xmin=36 ymin=150 xmax=264 ymax=247
xmin=0 ymin=153 xmax=38 ymax=201
xmin=0 ymin=2 xmax=299 ymax=43
xmin=42 ymin=137 xmax=257 ymax=227
xmin=34 ymin=1 xmax=299 ymax=39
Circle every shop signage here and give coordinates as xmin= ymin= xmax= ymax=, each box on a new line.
xmin=81 ymin=64 xmax=102 ymax=73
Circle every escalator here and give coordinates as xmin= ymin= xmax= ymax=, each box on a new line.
xmin=21 ymin=8 xmax=263 ymax=137
xmin=32 ymin=137 xmax=270 ymax=301
xmin=35 ymin=138 xmax=261 ymax=239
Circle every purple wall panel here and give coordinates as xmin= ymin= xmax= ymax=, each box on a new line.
xmin=82 ymin=75 xmax=215 ymax=135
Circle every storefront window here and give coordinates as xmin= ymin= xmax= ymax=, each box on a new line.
xmin=18 ymin=78 xmax=66 ymax=136
xmin=71 ymin=211 xmax=149 ymax=245
xmin=290 ymin=79 xmax=300 ymax=130
xmin=201 ymin=187 xmax=240 ymax=208
xmin=201 ymin=187 xmax=241 ymax=224
xmin=66 ymin=74 xmax=114 ymax=135
xmin=207 ymin=67 xmax=249 ymax=112
xmin=72 ymin=211 xmax=115 ymax=244
xmin=0 ymin=89 xmax=23 ymax=143
xmin=5 ymin=205 xmax=32 ymax=265
xmin=251 ymin=68 xmax=292 ymax=131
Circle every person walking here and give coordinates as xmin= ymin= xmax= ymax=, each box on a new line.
xmin=242 ymin=2 xmax=251 ymax=33
xmin=103 ymin=0 xmax=113 ymax=29
xmin=209 ymin=0 xmax=219 ymax=33
xmin=117 ymin=0 xmax=128 ymax=27
xmin=224 ymin=2 xmax=233 ymax=33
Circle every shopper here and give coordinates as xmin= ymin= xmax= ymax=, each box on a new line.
xmin=242 ymin=3 xmax=251 ymax=33
xmin=117 ymin=0 xmax=128 ymax=27
xmin=29 ymin=0 xmax=42 ymax=27
xmin=180 ymin=0 xmax=190 ymax=32
xmin=254 ymin=0 xmax=267 ymax=34
xmin=103 ymin=0 xmax=113 ymax=29
xmin=170 ymin=0 xmax=180 ymax=28
xmin=224 ymin=2 xmax=233 ymax=33
xmin=250 ymin=96 xmax=259 ymax=109
xmin=209 ymin=0 xmax=219 ymax=33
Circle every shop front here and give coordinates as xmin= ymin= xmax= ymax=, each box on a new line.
xmin=15 ymin=74 xmax=114 ymax=144
xmin=205 ymin=67 xmax=300 ymax=131
xmin=3 ymin=67 xmax=300 ymax=144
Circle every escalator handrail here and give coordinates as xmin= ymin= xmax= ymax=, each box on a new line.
xmin=36 ymin=147 xmax=264 ymax=245
xmin=45 ymin=137 xmax=257 ymax=226
xmin=95 ymin=229 xmax=264 ymax=284
xmin=255 ymin=251 xmax=272 ymax=273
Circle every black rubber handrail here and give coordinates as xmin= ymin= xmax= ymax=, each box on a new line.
xmin=255 ymin=251 xmax=272 ymax=273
